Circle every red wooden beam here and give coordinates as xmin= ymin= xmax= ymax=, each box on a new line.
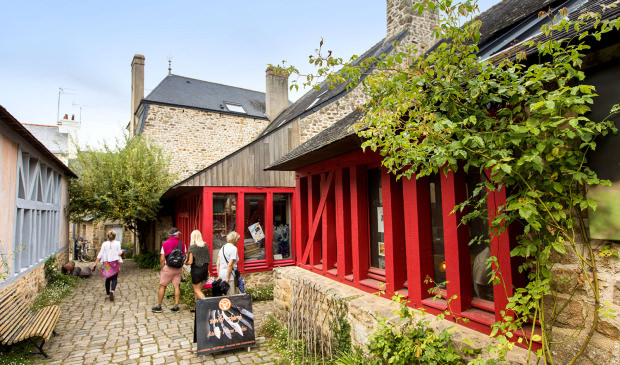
xmin=402 ymin=176 xmax=435 ymax=305
xmin=323 ymin=171 xmax=337 ymax=273
xmin=335 ymin=168 xmax=352 ymax=277
xmin=350 ymin=165 xmax=370 ymax=282
xmin=237 ymin=192 xmax=245 ymax=272
xmin=295 ymin=176 xmax=308 ymax=264
xmin=442 ymin=169 xmax=472 ymax=314
xmin=203 ymin=189 xmax=213 ymax=261
xmin=265 ymin=192 xmax=274 ymax=268
xmin=382 ymin=169 xmax=407 ymax=293
xmin=301 ymin=172 xmax=334 ymax=265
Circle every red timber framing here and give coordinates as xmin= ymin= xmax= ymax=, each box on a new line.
xmin=174 ymin=186 xmax=295 ymax=275
xmin=292 ymin=149 xmax=533 ymax=346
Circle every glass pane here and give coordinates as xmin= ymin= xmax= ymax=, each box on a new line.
xmin=429 ymin=174 xmax=446 ymax=289
xmin=467 ymin=171 xmax=494 ymax=302
xmin=212 ymin=193 xmax=237 ymax=265
xmin=367 ymin=168 xmax=385 ymax=270
xmin=273 ymin=193 xmax=292 ymax=260
xmin=244 ymin=194 xmax=266 ymax=262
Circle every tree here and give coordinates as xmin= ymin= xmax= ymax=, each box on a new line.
xmin=68 ymin=135 xmax=176 ymax=252
xmin=282 ymin=1 xmax=620 ymax=363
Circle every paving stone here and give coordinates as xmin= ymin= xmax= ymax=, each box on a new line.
xmin=43 ymin=261 xmax=279 ymax=364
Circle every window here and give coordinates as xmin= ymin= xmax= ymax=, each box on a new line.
xmin=466 ymin=170 xmax=493 ymax=303
xmin=244 ymin=194 xmax=266 ymax=262
xmin=429 ymin=173 xmax=446 ymax=289
xmin=367 ymin=167 xmax=385 ymax=270
xmin=273 ymin=193 xmax=292 ymax=260
xmin=212 ymin=193 xmax=237 ymax=265
xmin=224 ymin=103 xmax=246 ymax=113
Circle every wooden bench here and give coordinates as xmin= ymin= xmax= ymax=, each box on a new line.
xmin=0 ymin=288 xmax=61 ymax=358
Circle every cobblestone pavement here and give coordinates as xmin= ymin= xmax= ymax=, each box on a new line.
xmin=42 ymin=260 xmax=279 ymax=364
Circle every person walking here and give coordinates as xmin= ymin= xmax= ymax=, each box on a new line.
xmin=185 ymin=230 xmax=211 ymax=311
xmin=152 ymin=227 xmax=187 ymax=313
xmin=91 ymin=230 xmax=123 ymax=302
xmin=216 ymin=231 xmax=240 ymax=296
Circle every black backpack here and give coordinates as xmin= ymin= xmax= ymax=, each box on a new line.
xmin=165 ymin=242 xmax=185 ymax=268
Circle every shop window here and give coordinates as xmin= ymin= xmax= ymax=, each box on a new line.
xmin=273 ymin=193 xmax=292 ymax=260
xmin=466 ymin=170 xmax=494 ymax=303
xmin=244 ymin=194 xmax=266 ymax=262
xmin=212 ymin=193 xmax=237 ymax=265
xmin=367 ymin=167 xmax=385 ymax=270
xmin=429 ymin=173 xmax=446 ymax=289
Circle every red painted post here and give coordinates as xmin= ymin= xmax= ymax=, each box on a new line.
xmin=441 ymin=169 xmax=472 ymax=314
xmin=335 ymin=168 xmax=352 ymax=277
xmin=307 ymin=175 xmax=320 ymax=266
xmin=350 ymin=165 xmax=369 ymax=282
xmin=203 ymin=189 xmax=213 ymax=266
xmin=382 ymin=168 xmax=406 ymax=293
xmin=237 ymin=192 xmax=245 ymax=271
xmin=487 ymin=184 xmax=514 ymax=321
xmin=295 ymin=176 xmax=308 ymax=265
xmin=323 ymin=170 xmax=337 ymax=274
xmin=402 ymin=176 xmax=435 ymax=305
xmin=265 ymin=192 xmax=274 ymax=269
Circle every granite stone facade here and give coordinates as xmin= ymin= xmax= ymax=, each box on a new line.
xmin=142 ymin=104 xmax=271 ymax=181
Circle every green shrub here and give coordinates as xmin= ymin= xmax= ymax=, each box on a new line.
xmin=246 ymin=284 xmax=274 ymax=302
xmin=366 ymin=295 xmax=463 ymax=365
xmin=32 ymin=257 xmax=80 ymax=312
xmin=333 ymin=347 xmax=367 ymax=365
xmin=259 ymin=314 xmax=311 ymax=364
xmin=121 ymin=242 xmax=134 ymax=259
xmin=134 ymin=252 xmax=161 ymax=270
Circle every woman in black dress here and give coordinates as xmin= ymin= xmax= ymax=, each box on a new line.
xmin=185 ymin=230 xmax=212 ymax=309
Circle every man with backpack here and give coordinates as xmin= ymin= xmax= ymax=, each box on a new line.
xmin=152 ymin=227 xmax=187 ymax=313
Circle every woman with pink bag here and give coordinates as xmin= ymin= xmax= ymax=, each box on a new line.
xmin=91 ymin=230 xmax=123 ymax=302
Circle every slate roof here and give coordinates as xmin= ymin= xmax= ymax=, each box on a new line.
xmin=257 ymin=29 xmax=409 ymax=138
xmin=22 ymin=124 xmax=69 ymax=155
xmin=143 ymin=75 xmax=268 ymax=119
xmin=0 ymin=106 xmax=76 ymax=177
xmin=267 ymin=0 xmax=620 ymax=171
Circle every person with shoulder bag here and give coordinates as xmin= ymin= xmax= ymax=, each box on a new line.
xmin=152 ymin=227 xmax=187 ymax=313
xmin=216 ymin=231 xmax=240 ymax=296
xmin=91 ymin=230 xmax=123 ymax=302
xmin=185 ymin=230 xmax=212 ymax=311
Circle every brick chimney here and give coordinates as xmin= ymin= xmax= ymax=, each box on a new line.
xmin=265 ymin=66 xmax=289 ymax=121
xmin=130 ymin=54 xmax=145 ymax=136
xmin=386 ymin=0 xmax=439 ymax=50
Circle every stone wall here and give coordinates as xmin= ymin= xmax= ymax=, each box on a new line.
xmin=142 ymin=105 xmax=271 ymax=181
xmin=0 ymin=249 xmax=68 ymax=307
xmin=273 ymin=266 xmax=530 ymax=364
xmin=299 ymin=88 xmax=368 ymax=144
xmin=546 ymin=239 xmax=620 ymax=364
xmin=242 ymin=270 xmax=274 ymax=289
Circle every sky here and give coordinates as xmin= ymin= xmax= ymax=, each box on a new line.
xmin=0 ymin=0 xmax=498 ymax=147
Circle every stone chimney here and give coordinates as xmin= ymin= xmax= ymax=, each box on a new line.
xmin=265 ymin=66 xmax=289 ymax=121
xmin=130 ymin=54 xmax=145 ymax=136
xmin=386 ymin=0 xmax=439 ymax=51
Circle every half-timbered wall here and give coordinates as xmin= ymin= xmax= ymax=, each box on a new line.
xmin=13 ymin=148 xmax=63 ymax=273
xmin=293 ymin=149 xmax=532 ymax=345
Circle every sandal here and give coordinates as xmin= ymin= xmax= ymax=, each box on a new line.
xmin=190 ymin=308 xmax=196 ymax=313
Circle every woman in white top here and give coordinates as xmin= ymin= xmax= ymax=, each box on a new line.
xmin=216 ymin=231 xmax=240 ymax=296
xmin=91 ymin=230 xmax=123 ymax=302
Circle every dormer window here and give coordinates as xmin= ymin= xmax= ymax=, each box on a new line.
xmin=224 ymin=102 xmax=246 ymax=114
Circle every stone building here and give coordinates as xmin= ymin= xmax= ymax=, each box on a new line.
xmin=0 ymin=106 xmax=76 ymax=304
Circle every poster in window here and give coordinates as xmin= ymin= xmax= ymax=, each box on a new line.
xmin=378 ymin=241 xmax=385 ymax=256
xmin=248 ymin=222 xmax=265 ymax=243
xmin=377 ymin=207 xmax=384 ymax=233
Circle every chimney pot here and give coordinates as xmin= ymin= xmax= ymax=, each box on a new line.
xmin=265 ymin=66 xmax=289 ymax=121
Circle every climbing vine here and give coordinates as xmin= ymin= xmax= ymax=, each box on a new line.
xmin=280 ymin=0 xmax=620 ymax=363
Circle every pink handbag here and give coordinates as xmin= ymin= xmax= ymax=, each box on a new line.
xmin=101 ymin=261 xmax=120 ymax=278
